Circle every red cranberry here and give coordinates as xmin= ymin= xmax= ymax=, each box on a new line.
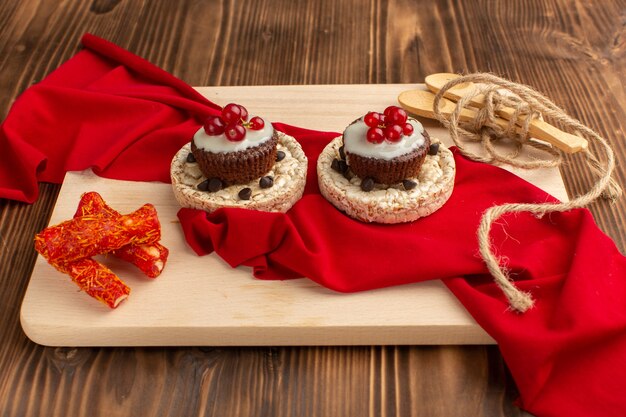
xmin=222 ymin=103 xmax=243 ymax=124
xmin=224 ymin=123 xmax=246 ymax=141
xmin=384 ymin=124 xmax=403 ymax=142
xmin=388 ymin=107 xmax=408 ymax=125
xmin=383 ymin=105 xmax=397 ymax=118
xmin=238 ymin=105 xmax=249 ymax=121
xmin=364 ymin=112 xmax=382 ymax=128
xmin=203 ymin=116 xmax=225 ymax=135
xmin=249 ymin=116 xmax=265 ymax=130
xmin=366 ymin=127 xmax=385 ymax=144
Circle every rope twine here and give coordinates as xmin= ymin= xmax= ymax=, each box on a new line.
xmin=432 ymin=73 xmax=622 ymax=313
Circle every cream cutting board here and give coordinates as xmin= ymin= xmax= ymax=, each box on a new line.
xmin=20 ymin=84 xmax=568 ymax=347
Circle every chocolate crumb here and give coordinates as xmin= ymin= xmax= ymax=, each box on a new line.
xmin=259 ymin=176 xmax=274 ymax=189
xmin=402 ymin=179 xmax=417 ymax=190
xmin=338 ymin=145 xmax=346 ymax=160
xmin=428 ymin=143 xmax=440 ymax=156
xmin=361 ymin=177 xmax=375 ymax=192
xmin=276 ymin=151 xmax=286 ymax=162
xmin=186 ymin=152 xmax=196 ymax=163
xmin=238 ymin=187 xmax=252 ymax=200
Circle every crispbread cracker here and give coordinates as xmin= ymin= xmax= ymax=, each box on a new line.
xmin=317 ymin=136 xmax=455 ymax=223
xmin=171 ymin=131 xmax=307 ymax=213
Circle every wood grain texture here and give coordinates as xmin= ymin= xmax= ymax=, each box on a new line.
xmin=0 ymin=0 xmax=624 ymax=416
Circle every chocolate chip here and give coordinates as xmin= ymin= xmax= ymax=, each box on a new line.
xmin=197 ymin=179 xmax=210 ymax=191
xmin=186 ymin=152 xmax=196 ymax=163
xmin=259 ymin=176 xmax=274 ymax=189
xmin=208 ymin=178 xmax=223 ymax=192
xmin=403 ymin=179 xmax=417 ymax=190
xmin=238 ymin=187 xmax=252 ymax=200
xmin=331 ymin=158 xmax=348 ymax=174
xmin=428 ymin=142 xmax=440 ymax=156
xmin=276 ymin=151 xmax=286 ymax=162
xmin=361 ymin=177 xmax=375 ymax=192
xmin=199 ymin=178 xmax=223 ymax=192
xmin=338 ymin=145 xmax=346 ymax=160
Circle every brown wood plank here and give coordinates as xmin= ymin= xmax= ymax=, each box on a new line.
xmin=0 ymin=0 xmax=624 ymax=416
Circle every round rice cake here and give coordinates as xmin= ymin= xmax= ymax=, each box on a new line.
xmin=317 ymin=136 xmax=455 ymax=224
xmin=171 ymin=131 xmax=307 ymax=213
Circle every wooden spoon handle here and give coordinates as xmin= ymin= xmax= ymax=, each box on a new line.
xmin=424 ymin=73 xmax=588 ymax=154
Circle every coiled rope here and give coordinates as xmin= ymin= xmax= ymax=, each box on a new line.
xmin=432 ymin=73 xmax=621 ymax=312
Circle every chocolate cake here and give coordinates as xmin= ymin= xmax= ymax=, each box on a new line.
xmin=347 ymin=129 xmax=431 ymax=184
xmin=190 ymin=103 xmax=278 ymax=185
xmin=342 ymin=107 xmax=431 ymax=185
xmin=191 ymin=132 xmax=278 ymax=184
xmin=317 ymin=105 xmax=455 ymax=223
xmin=171 ymin=103 xmax=308 ymax=213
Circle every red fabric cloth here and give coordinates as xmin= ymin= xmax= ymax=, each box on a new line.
xmin=0 ymin=33 xmax=221 ymax=203
xmin=179 ymin=124 xmax=626 ymax=417
xmin=2 ymin=34 xmax=625 ymax=417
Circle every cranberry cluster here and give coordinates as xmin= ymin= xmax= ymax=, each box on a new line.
xmin=204 ymin=103 xmax=265 ymax=142
xmin=364 ymin=105 xmax=413 ymax=144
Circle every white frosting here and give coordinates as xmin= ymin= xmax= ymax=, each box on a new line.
xmin=343 ymin=118 xmax=425 ymax=160
xmin=193 ymin=118 xmax=274 ymax=153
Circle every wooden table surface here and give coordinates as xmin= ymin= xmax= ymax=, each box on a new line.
xmin=1 ymin=0 xmax=624 ymax=416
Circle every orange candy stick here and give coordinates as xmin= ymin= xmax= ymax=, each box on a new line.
xmin=74 ymin=192 xmax=169 ymax=278
xmin=55 ymin=258 xmax=130 ymax=309
xmin=34 ymin=193 xmax=166 ymax=308
xmin=34 ymin=204 xmax=161 ymax=266
xmin=112 ymin=243 xmax=169 ymax=278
